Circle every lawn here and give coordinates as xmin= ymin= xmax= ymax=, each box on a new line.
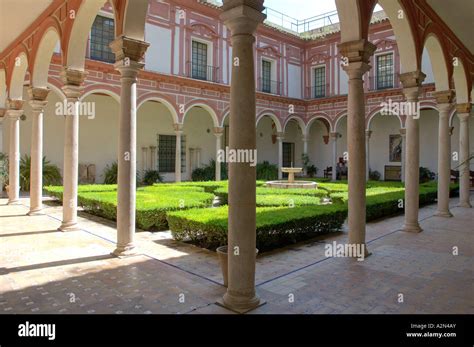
xmin=44 ymin=180 xmax=458 ymax=252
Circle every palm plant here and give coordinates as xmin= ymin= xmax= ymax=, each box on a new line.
xmin=19 ymin=155 xmax=62 ymax=191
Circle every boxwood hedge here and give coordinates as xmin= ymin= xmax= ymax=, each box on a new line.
xmin=167 ymin=204 xmax=347 ymax=252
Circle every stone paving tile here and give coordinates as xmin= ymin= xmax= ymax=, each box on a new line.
xmin=1 ymin=194 xmax=473 ymax=314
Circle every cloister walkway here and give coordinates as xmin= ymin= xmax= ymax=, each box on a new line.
xmin=0 ymin=194 xmax=472 ymax=314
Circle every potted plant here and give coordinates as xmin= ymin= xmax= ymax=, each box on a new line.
xmin=0 ymin=152 xmax=8 ymax=197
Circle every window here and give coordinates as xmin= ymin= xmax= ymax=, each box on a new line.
xmin=192 ymin=41 xmax=208 ymax=80
xmin=261 ymin=60 xmax=272 ymax=93
xmin=157 ymin=135 xmax=186 ymax=173
xmin=90 ymin=15 xmax=115 ymax=63
xmin=376 ymin=53 xmax=394 ymax=90
xmin=313 ymin=66 xmax=326 ymax=98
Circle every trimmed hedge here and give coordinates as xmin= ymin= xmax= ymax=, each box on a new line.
xmin=214 ymin=186 xmax=328 ymax=205
xmin=46 ymin=184 xmax=214 ymax=231
xmin=167 ymin=204 xmax=347 ymax=252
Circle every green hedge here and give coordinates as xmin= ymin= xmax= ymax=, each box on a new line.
xmin=167 ymin=204 xmax=347 ymax=252
xmin=215 ymin=186 xmax=328 ymax=205
xmin=46 ymin=184 xmax=214 ymax=231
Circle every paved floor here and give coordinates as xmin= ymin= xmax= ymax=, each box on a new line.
xmin=0 ymin=194 xmax=472 ymax=314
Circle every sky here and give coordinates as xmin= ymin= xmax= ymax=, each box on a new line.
xmin=263 ymin=0 xmax=337 ymax=20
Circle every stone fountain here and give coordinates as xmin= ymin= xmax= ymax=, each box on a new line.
xmin=266 ymin=167 xmax=317 ymax=189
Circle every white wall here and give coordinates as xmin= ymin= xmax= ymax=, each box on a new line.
xmin=308 ymin=120 xmax=331 ymax=176
xmin=256 ymin=116 xmax=278 ymax=165
xmin=288 ymin=64 xmax=302 ymax=98
xmin=421 ymin=47 xmax=435 ymax=85
xmin=284 ymin=121 xmax=304 ymax=167
xmin=145 ymin=23 xmax=172 ymax=74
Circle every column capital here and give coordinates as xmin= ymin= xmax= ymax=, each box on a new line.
xmin=302 ymin=135 xmax=309 ymax=142
xmin=61 ymin=68 xmax=86 ymax=99
xmin=110 ymin=36 xmax=150 ymax=63
xmin=214 ymin=127 xmax=224 ymax=136
xmin=456 ymin=103 xmax=471 ymax=114
xmin=6 ymin=98 xmax=24 ymax=111
xmin=329 ymin=132 xmax=339 ymax=139
xmin=276 ymin=131 xmax=285 ymax=140
xmin=220 ymin=0 xmax=266 ymax=35
xmin=399 ymin=128 xmax=406 ymax=136
xmin=338 ymin=39 xmax=376 ymax=65
xmin=28 ymin=87 xmax=50 ymax=110
xmin=0 ymin=108 xmax=5 ymax=118
xmin=174 ymin=123 xmax=184 ymax=133
xmin=433 ymin=89 xmax=455 ymax=105
xmin=365 ymin=130 xmax=372 ymax=138
xmin=399 ymin=70 xmax=426 ymax=89
xmin=457 ymin=113 xmax=470 ymax=122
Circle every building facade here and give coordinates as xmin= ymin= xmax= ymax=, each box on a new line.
xmin=0 ymin=0 xmax=472 ymax=184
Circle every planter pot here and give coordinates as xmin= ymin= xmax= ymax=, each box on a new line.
xmin=216 ymin=245 xmax=259 ymax=288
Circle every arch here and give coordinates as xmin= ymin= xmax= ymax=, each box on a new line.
xmin=377 ymin=0 xmax=420 ymax=73
xmin=8 ymin=50 xmax=29 ymax=100
xmin=220 ymin=109 xmax=230 ymax=127
xmin=63 ymin=0 xmax=108 ymax=70
xmin=31 ymin=26 xmax=61 ymax=88
xmin=452 ymin=55 xmax=470 ymax=104
xmin=419 ymin=101 xmax=438 ymax=112
xmin=305 ymin=112 xmax=333 ymax=134
xmin=47 ymin=81 xmax=66 ymax=102
xmin=0 ymin=69 xmax=6 ymax=108
xmin=334 ymin=111 xmax=348 ymax=132
xmin=111 ymin=0 xmax=148 ymax=40
xmin=80 ymin=86 xmax=121 ymax=103
xmin=335 ymin=0 xmax=364 ymax=42
xmin=283 ymin=115 xmax=306 ymax=135
xmin=137 ymin=93 xmax=179 ymax=124
xmin=183 ymin=101 xmax=219 ymax=127
xmin=256 ymin=110 xmax=282 ymax=132
xmin=423 ymin=33 xmax=450 ymax=91
xmin=366 ymin=106 xmax=403 ymax=130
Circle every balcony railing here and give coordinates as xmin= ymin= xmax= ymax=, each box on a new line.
xmin=257 ymin=78 xmax=282 ymax=95
xmin=186 ymin=61 xmax=219 ymax=83
xmin=305 ymin=84 xmax=330 ymax=99
xmin=368 ymin=74 xmax=400 ymax=91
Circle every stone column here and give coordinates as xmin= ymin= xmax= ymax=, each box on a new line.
xmin=434 ymin=90 xmax=455 ymax=217
xmin=214 ymin=127 xmax=224 ymax=181
xmin=174 ymin=123 xmax=183 ymax=182
xmin=457 ymin=103 xmax=472 ymax=208
xmin=400 ymin=71 xmax=426 ymax=233
xmin=365 ymin=130 xmax=372 ymax=181
xmin=302 ymin=135 xmax=308 ymax=175
xmin=27 ymin=87 xmax=50 ymax=215
xmin=330 ymin=132 xmax=338 ymax=181
xmin=339 ymin=39 xmax=376 ymax=257
xmin=400 ymin=128 xmax=406 ymax=182
xmin=277 ymin=132 xmax=284 ymax=179
xmin=142 ymin=147 xmax=148 ymax=172
xmin=58 ymin=69 xmax=86 ymax=231
xmin=149 ymin=146 xmax=156 ymax=170
xmin=196 ymin=148 xmax=201 ymax=168
xmin=110 ymin=36 xmax=149 ymax=256
xmin=220 ymin=0 xmax=265 ymax=313
xmin=6 ymin=99 xmax=24 ymax=205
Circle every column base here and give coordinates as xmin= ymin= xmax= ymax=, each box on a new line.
xmin=402 ymin=223 xmax=423 ymax=233
xmin=458 ymin=202 xmax=472 ymax=208
xmin=434 ymin=210 xmax=453 ymax=218
xmin=7 ymin=199 xmax=21 ymax=205
xmin=58 ymin=222 xmax=80 ymax=232
xmin=112 ymin=245 xmax=139 ymax=258
xmin=218 ymin=291 xmax=265 ymax=314
xmin=27 ymin=208 xmax=44 ymax=216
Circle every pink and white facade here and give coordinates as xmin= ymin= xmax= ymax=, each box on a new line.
xmin=0 ymin=0 xmax=472 ymax=184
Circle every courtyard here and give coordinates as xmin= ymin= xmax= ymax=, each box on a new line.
xmin=1 ymin=189 xmax=472 ymax=314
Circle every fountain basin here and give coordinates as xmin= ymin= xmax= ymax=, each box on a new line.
xmin=265 ymin=180 xmax=317 ymax=189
